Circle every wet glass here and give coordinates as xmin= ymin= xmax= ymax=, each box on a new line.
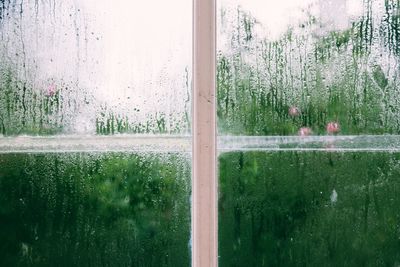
xmin=0 ymin=0 xmax=191 ymax=266
xmin=219 ymin=148 xmax=400 ymax=266
xmin=0 ymin=0 xmax=191 ymax=135
xmin=0 ymin=152 xmax=190 ymax=267
xmin=217 ymin=0 xmax=400 ymax=266
xmin=217 ymin=0 xmax=400 ymax=136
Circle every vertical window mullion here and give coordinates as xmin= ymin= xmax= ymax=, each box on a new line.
xmin=192 ymin=0 xmax=217 ymax=266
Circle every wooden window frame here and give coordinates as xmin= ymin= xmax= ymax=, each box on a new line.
xmin=192 ymin=0 xmax=217 ymax=266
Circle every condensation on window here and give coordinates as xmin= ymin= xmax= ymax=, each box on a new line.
xmin=0 ymin=0 xmax=191 ymax=135
xmin=217 ymin=0 xmax=400 ymax=136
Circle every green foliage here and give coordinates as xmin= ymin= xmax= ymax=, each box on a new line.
xmin=0 ymin=153 xmax=190 ymax=267
xmin=0 ymin=68 xmax=188 ymax=135
xmin=2 ymin=0 xmax=400 ymax=136
xmin=217 ymin=1 xmax=400 ymax=135
xmin=219 ymin=151 xmax=400 ymax=267
xmin=0 ymin=69 xmax=70 ymax=136
xmin=96 ymin=109 xmax=173 ymax=135
xmin=381 ymin=0 xmax=400 ymax=57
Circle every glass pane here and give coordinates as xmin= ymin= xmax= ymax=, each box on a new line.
xmin=0 ymin=0 xmax=191 ymax=135
xmin=217 ymin=0 xmax=400 ymax=136
xmin=0 ymin=152 xmax=190 ymax=266
xmin=218 ymin=0 xmax=400 ymax=266
xmin=0 ymin=1 xmax=191 ymax=266
xmin=219 ymin=148 xmax=400 ymax=266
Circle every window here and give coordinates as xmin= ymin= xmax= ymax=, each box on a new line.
xmin=2 ymin=0 xmax=400 ymax=266
xmin=0 ymin=1 xmax=192 ymax=266
xmin=217 ymin=0 xmax=400 ymax=266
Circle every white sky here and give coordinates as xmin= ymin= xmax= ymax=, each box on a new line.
xmin=219 ymin=0 xmax=364 ymax=39
xmin=80 ymin=0 xmax=191 ymax=98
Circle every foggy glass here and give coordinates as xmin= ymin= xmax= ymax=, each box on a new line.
xmin=0 ymin=1 xmax=192 ymax=266
xmin=217 ymin=0 xmax=400 ymax=135
xmin=219 ymin=151 xmax=400 ymax=266
xmin=218 ymin=0 xmax=400 ymax=266
xmin=0 ymin=153 xmax=191 ymax=266
xmin=0 ymin=0 xmax=191 ymax=135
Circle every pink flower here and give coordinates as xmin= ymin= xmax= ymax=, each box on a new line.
xmin=288 ymin=106 xmax=300 ymax=117
xmin=46 ymin=83 xmax=57 ymax=97
xmin=298 ymin=127 xmax=312 ymax=136
xmin=326 ymin=122 xmax=340 ymax=134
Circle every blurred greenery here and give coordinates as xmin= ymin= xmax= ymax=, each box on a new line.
xmin=0 ymin=153 xmax=191 ymax=267
xmin=219 ymin=151 xmax=400 ymax=267
xmin=1 ymin=1 xmax=400 ymax=135
xmin=0 ymin=69 xmax=70 ymax=135
xmin=1 ymin=1 xmax=400 ymax=267
xmin=217 ymin=0 xmax=400 ymax=135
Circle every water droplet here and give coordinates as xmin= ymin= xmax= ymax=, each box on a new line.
xmin=330 ymin=189 xmax=338 ymax=203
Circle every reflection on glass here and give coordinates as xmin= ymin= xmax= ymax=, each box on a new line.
xmin=0 ymin=153 xmax=190 ymax=266
xmin=217 ymin=0 xmax=400 ymax=135
xmin=219 ymin=150 xmax=400 ymax=266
